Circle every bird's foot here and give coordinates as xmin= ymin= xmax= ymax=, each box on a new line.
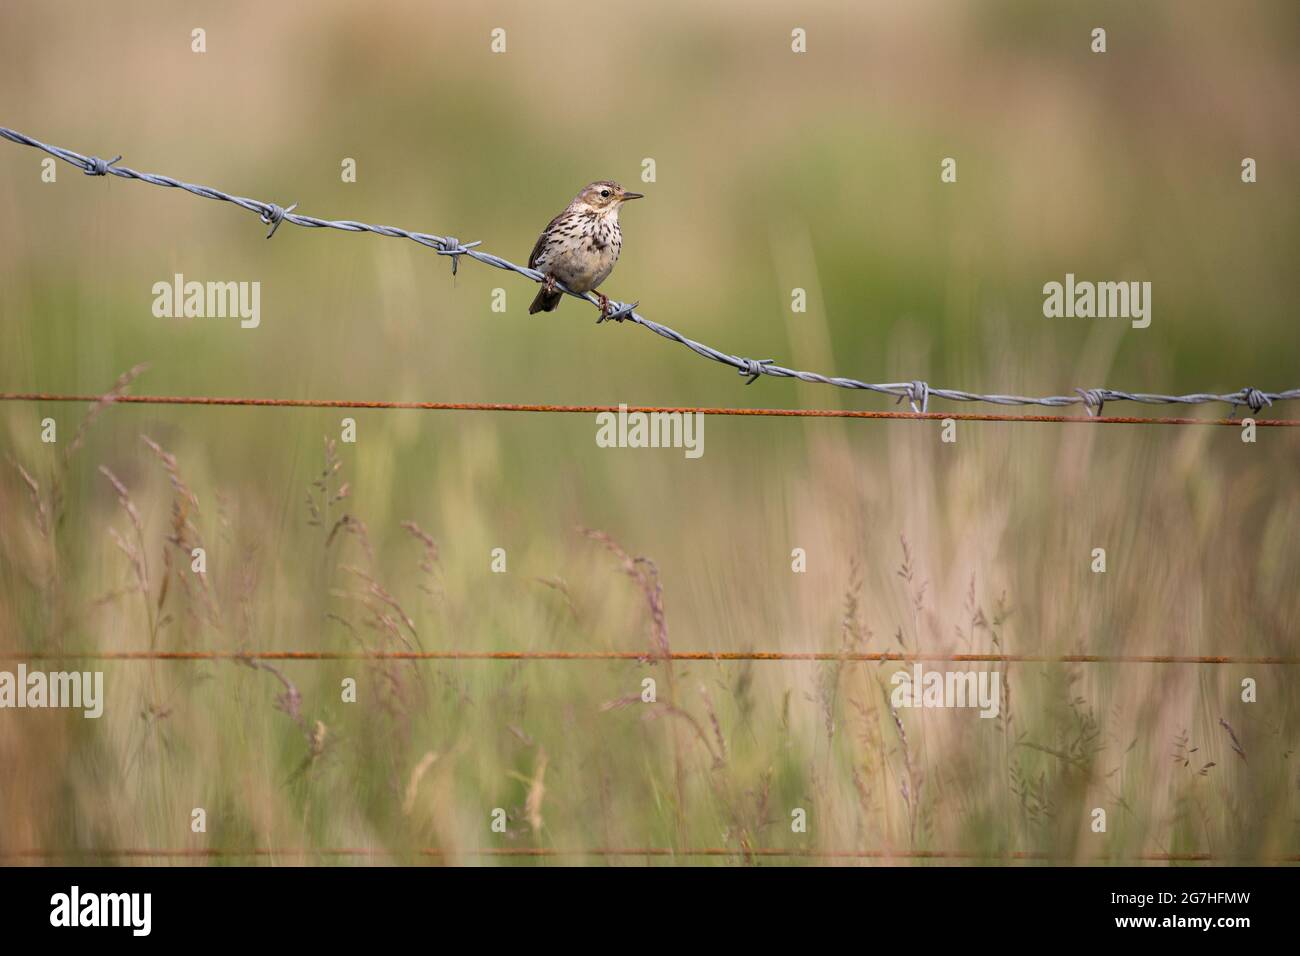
xmin=542 ymin=274 xmax=558 ymax=295
xmin=594 ymin=293 xmax=612 ymax=323
xmin=596 ymin=297 xmax=637 ymax=324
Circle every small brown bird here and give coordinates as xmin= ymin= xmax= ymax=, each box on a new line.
xmin=528 ymin=180 xmax=643 ymax=319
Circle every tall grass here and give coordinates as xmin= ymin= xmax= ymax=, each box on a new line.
xmin=0 ymin=0 xmax=1297 ymax=865
xmin=1 ymin=369 xmax=1296 ymax=864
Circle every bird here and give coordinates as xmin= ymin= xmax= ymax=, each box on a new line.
xmin=527 ymin=180 xmax=643 ymax=320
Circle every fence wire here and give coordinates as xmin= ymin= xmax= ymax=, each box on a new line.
xmin=2 ymin=126 xmax=1296 ymax=418
xmin=4 ymin=650 xmax=1294 ymax=664
xmin=6 ymin=847 xmax=1295 ymax=862
xmin=3 ymin=390 xmax=1299 ymax=426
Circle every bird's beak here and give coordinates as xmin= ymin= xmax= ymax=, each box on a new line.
xmin=621 ymin=191 xmax=645 ymax=201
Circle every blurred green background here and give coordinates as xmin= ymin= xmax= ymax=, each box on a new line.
xmin=0 ymin=1 xmax=1297 ymax=864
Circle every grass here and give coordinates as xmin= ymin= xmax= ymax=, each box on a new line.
xmin=0 ymin=0 xmax=1297 ymax=866
xmin=1 ymin=376 xmax=1296 ymax=865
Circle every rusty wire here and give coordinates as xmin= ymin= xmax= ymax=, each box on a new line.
xmin=3 ymin=650 xmax=1293 ymax=664
xmin=3 ymin=847 xmax=1296 ymax=862
xmin=1 ymin=391 xmax=1298 ymax=426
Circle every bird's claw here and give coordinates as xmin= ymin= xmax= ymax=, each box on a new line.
xmin=596 ymin=298 xmax=637 ymax=325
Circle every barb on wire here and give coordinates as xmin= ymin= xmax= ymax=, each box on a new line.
xmin=2 ymin=126 xmax=1296 ymax=417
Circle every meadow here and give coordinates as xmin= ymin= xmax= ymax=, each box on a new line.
xmin=0 ymin=0 xmax=1297 ymax=864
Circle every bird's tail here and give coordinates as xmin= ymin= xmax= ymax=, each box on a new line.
xmin=529 ymin=287 xmax=563 ymax=314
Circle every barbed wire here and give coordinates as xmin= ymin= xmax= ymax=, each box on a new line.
xmin=3 ymin=650 xmax=1293 ymax=664
xmin=2 ymin=126 xmax=1295 ymax=419
xmin=3 ymin=390 xmax=1299 ymax=425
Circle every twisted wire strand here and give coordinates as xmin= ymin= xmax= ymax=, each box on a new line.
xmin=2 ymin=126 xmax=1295 ymax=417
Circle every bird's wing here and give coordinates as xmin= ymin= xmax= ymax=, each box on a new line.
xmin=528 ymin=212 xmax=565 ymax=269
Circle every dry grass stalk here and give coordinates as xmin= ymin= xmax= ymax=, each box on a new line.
xmin=402 ymin=751 xmax=440 ymax=815
xmin=580 ymin=527 xmax=668 ymax=659
xmin=12 ymin=461 xmax=49 ymax=540
xmin=400 ymin=520 xmax=441 ymax=599
xmin=63 ymin=364 xmax=149 ymax=467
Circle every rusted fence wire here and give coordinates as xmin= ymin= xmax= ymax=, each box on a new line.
xmin=2 ymin=650 xmax=1293 ymax=664
xmin=2 ymin=390 xmax=1299 ymax=426
xmin=5 ymin=847 xmax=1297 ymax=862
xmin=1 ymin=125 xmax=1296 ymax=420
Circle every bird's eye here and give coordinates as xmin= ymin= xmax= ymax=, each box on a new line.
xmin=600 ymin=189 xmax=610 ymax=198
